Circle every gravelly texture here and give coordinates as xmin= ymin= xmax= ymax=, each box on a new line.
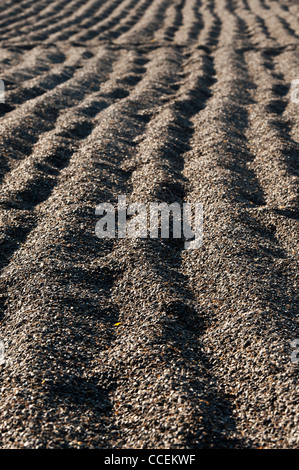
xmin=0 ymin=0 xmax=298 ymax=449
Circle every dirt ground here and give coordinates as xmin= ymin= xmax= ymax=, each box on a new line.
xmin=0 ymin=0 xmax=298 ymax=449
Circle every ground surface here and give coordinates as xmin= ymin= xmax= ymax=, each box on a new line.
xmin=0 ymin=0 xmax=298 ymax=449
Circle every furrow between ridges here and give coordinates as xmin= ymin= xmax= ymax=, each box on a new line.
xmin=44 ymin=0 xmax=140 ymax=44
xmin=0 ymin=0 xmax=84 ymax=36
xmin=180 ymin=0 xmax=298 ymax=447
xmin=0 ymin=46 xmax=119 ymax=183
xmin=72 ymin=0 xmax=154 ymax=44
xmin=0 ymin=45 xmax=197 ymax=449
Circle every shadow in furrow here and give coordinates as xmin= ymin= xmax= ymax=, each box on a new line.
xmin=24 ymin=0 xmax=115 ymax=42
xmin=204 ymin=0 xmax=222 ymax=47
xmin=261 ymin=52 xmax=299 ymax=179
xmin=258 ymin=0 xmax=270 ymax=10
xmin=187 ymin=0 xmax=204 ymax=42
xmin=163 ymin=0 xmax=186 ymax=42
xmin=136 ymin=49 xmax=248 ymax=446
xmin=67 ymin=0 xmax=153 ymax=44
xmin=277 ymin=15 xmax=299 ymax=40
xmin=142 ymin=238 xmax=248 ymax=447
